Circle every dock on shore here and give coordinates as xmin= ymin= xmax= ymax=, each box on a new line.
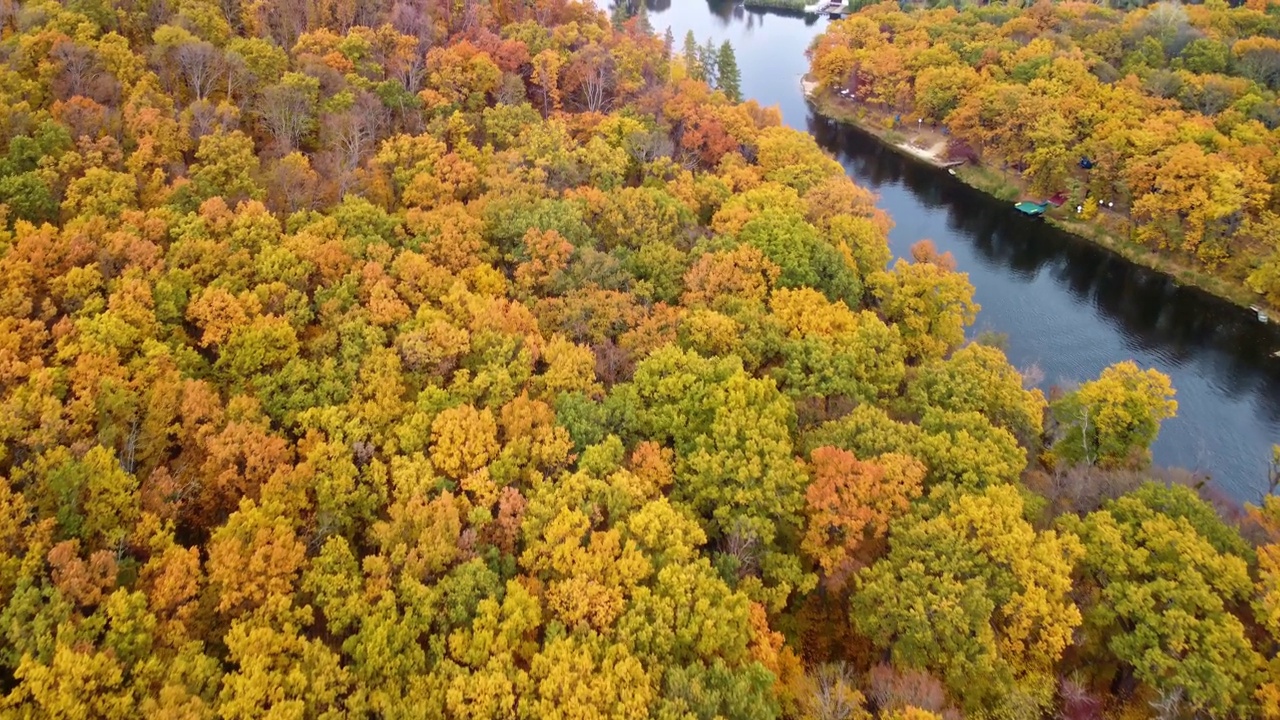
xmin=802 ymin=0 xmax=844 ymax=13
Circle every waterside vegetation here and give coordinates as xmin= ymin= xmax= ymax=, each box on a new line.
xmin=807 ymin=87 xmax=1278 ymax=309
xmin=0 ymin=0 xmax=1275 ymax=717
xmin=809 ymin=0 xmax=1280 ymax=315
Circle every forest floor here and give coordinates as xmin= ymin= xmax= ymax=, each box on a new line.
xmin=805 ymin=84 xmax=1277 ymax=318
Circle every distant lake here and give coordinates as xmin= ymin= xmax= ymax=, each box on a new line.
xmin=603 ymin=0 xmax=1280 ymax=502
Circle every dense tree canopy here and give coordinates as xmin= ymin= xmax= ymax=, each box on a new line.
xmin=1062 ymin=483 xmax=1262 ymax=716
xmin=851 ymin=483 xmax=1082 ymax=716
xmin=809 ymin=0 xmax=1280 ymax=307
xmin=0 ymin=0 xmax=1274 ymax=717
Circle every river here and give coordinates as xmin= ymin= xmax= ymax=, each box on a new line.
xmin=603 ymin=0 xmax=1280 ymax=502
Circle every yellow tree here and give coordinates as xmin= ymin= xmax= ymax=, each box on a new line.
xmin=205 ymin=499 xmax=307 ymax=618
xmin=851 ymin=484 xmax=1082 ymax=715
xmin=218 ymin=600 xmax=352 ymax=719
xmin=1048 ymin=361 xmax=1177 ymax=469
xmin=872 ymin=256 xmax=979 ymax=364
xmin=429 ymin=404 xmax=499 ymax=481
xmin=519 ymin=507 xmax=651 ymax=632
xmin=530 ymin=48 xmax=564 ymax=117
xmin=1250 ymin=470 xmax=1280 ymax=717
xmin=522 ymin=633 xmax=653 ymax=719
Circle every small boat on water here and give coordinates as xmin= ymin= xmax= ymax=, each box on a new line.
xmin=1252 ymin=305 xmax=1270 ymax=323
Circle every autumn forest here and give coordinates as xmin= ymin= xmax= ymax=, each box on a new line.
xmin=0 ymin=0 xmax=1277 ymax=717
xmin=810 ymin=0 xmax=1280 ymax=306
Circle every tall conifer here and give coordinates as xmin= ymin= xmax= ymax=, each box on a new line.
xmin=717 ymin=40 xmax=742 ymax=101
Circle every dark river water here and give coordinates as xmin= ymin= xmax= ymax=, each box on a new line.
xmin=603 ymin=0 xmax=1280 ymax=502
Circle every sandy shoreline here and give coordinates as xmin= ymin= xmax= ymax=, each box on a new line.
xmin=897 ymin=139 xmax=948 ymax=164
xmin=802 ymin=79 xmax=951 ymax=167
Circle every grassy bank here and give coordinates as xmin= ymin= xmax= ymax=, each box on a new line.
xmin=952 ymin=164 xmax=1018 ymax=202
xmin=808 ymin=88 xmax=1275 ymax=316
xmin=743 ymin=0 xmax=807 ymax=11
xmin=1043 ymin=215 xmax=1263 ymax=310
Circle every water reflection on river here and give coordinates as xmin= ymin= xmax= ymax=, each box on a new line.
xmin=604 ymin=0 xmax=1280 ymax=501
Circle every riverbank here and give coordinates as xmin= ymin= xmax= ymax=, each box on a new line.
xmin=806 ymin=86 xmax=1276 ymax=320
xmin=742 ymin=0 xmax=806 ymax=11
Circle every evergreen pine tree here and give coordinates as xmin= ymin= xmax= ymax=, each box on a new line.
xmin=683 ymin=30 xmax=704 ymax=81
xmin=701 ymin=38 xmax=719 ymax=87
xmin=663 ymin=27 xmax=675 ymax=59
xmin=636 ymin=3 xmax=653 ymax=35
xmin=717 ymin=40 xmax=742 ymax=102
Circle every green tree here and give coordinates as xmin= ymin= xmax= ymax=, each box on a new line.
xmin=189 ymin=129 xmax=264 ymax=205
xmin=914 ymin=409 xmax=1027 ymax=489
xmin=626 ymin=347 xmax=813 ymax=610
xmin=906 ymin=343 xmax=1046 ymax=447
xmin=683 ymin=31 xmax=704 ymax=82
xmin=636 ymin=4 xmax=653 ymax=35
xmin=1182 ymin=37 xmax=1230 ymax=74
xmin=700 ymin=39 xmax=719 ymax=87
xmin=769 ymin=289 xmax=905 ymax=407
xmin=31 ymin=446 xmax=139 ymax=552
xmin=736 ymin=209 xmax=823 ymax=290
xmin=717 ymin=41 xmax=741 ymax=102
xmin=658 ymin=660 xmax=779 ymax=720
xmin=1061 ymin=483 xmax=1262 ymax=717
